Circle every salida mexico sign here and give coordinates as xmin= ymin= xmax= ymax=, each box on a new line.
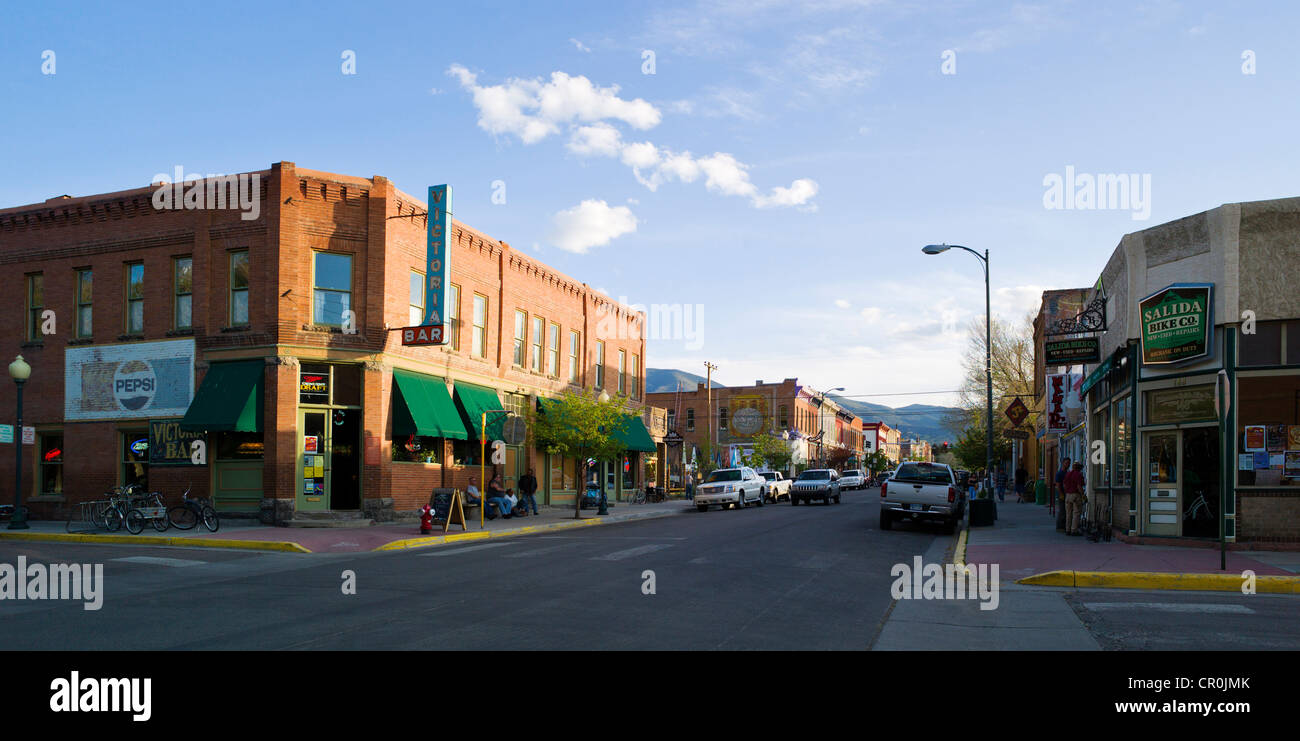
xmin=1140 ymin=284 xmax=1213 ymax=365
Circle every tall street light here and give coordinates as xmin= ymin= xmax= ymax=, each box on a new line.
xmin=923 ymin=243 xmax=995 ymax=513
xmin=9 ymin=355 xmax=31 ymax=530
xmin=820 ymin=386 xmax=844 ymax=467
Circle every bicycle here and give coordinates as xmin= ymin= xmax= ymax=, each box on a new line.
xmin=1184 ymin=493 xmax=1214 ymax=522
xmin=126 ymin=490 xmax=169 ymax=534
xmin=631 ymin=488 xmax=648 ymax=505
xmin=167 ymin=487 xmax=219 ymax=532
xmin=101 ymin=484 xmax=143 ymax=532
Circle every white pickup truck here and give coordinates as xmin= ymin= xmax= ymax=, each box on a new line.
xmin=758 ymin=471 xmax=792 ymax=502
xmin=695 ymin=467 xmax=766 ymax=512
xmin=879 ymin=461 xmax=964 ymax=534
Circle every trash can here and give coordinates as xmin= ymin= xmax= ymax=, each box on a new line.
xmin=1034 ymin=480 xmax=1047 ymax=505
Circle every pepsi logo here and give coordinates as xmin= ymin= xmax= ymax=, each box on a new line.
xmin=113 ymin=360 xmax=156 ymax=411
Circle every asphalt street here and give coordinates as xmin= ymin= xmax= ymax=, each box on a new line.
xmin=1 ymin=490 xmax=1296 ymax=650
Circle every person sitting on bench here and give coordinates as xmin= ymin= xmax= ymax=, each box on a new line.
xmin=485 ymin=475 xmax=512 ymax=519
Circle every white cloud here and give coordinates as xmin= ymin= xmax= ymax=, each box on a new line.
xmin=860 ymin=307 xmax=883 ymax=323
xmin=567 ymin=123 xmax=623 ymax=157
xmin=569 ymin=38 xmax=592 ymax=53
xmin=548 ymin=199 xmax=638 ymax=254
xmin=447 ymin=64 xmax=660 ymax=144
xmin=754 ymin=178 xmax=819 ymax=208
xmin=834 ymin=299 xmax=851 ymax=309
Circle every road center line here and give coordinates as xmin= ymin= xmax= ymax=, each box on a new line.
xmin=591 ymin=544 xmax=675 ymax=561
xmin=422 ymin=542 xmax=518 ymax=557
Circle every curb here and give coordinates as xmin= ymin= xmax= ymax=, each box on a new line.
xmin=1017 ymin=569 xmax=1300 ymax=594
xmin=375 ymin=509 xmax=678 ymax=552
xmin=953 ymin=527 xmax=969 ymax=566
xmin=0 ymin=531 xmax=311 ymax=554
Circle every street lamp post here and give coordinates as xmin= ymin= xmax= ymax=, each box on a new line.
xmin=9 ymin=355 xmax=31 ymax=530
xmin=923 ymin=244 xmax=995 ymax=523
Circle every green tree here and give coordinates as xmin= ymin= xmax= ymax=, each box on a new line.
xmin=863 ymin=450 xmax=893 ymax=477
xmin=952 ymin=425 xmax=1011 ymax=472
xmin=527 ymin=388 xmax=629 ymax=519
xmin=747 ymin=432 xmax=793 ymax=472
xmin=695 ymin=438 xmax=720 ymax=480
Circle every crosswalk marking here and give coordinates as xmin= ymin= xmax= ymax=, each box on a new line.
xmin=591 ymin=543 xmax=674 ymax=561
xmin=113 ymin=556 xmax=206 ymax=568
xmin=1082 ymin=602 xmax=1254 ymax=614
xmin=504 ymin=543 xmax=584 ymax=558
xmin=422 ymin=542 xmax=518 ymax=557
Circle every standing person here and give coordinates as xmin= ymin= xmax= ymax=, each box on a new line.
xmin=518 ymin=467 xmax=540 ymax=515
xmin=1015 ymin=465 xmax=1028 ymax=502
xmin=995 ymin=468 xmax=1008 ymax=502
xmin=1064 ymin=462 xmax=1085 ymax=535
xmin=686 ymin=470 xmax=694 ymax=500
xmin=1054 ymin=457 xmax=1071 ymax=528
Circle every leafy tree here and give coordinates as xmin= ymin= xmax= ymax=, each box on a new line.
xmin=527 ymin=388 xmax=629 ymax=519
xmin=748 ymin=432 xmax=793 ymax=472
xmin=863 ymin=450 xmax=893 ymax=477
xmin=695 ymin=438 xmax=720 ymax=480
xmin=826 ymin=446 xmax=853 ymax=470
xmin=947 ymin=311 xmax=1037 ymax=471
xmin=952 ymin=425 xmax=1011 ymax=472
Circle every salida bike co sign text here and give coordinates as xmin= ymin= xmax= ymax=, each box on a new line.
xmin=1140 ymin=284 xmax=1213 ymax=365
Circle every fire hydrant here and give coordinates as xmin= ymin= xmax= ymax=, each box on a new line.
xmin=420 ymin=504 xmax=435 ymax=534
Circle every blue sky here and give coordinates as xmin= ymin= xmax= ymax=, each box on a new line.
xmin=3 ymin=1 xmax=1298 ymax=406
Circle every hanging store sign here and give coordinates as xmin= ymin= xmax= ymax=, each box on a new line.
xmin=1139 ymin=283 xmax=1213 ymax=365
xmin=1004 ymin=398 xmax=1029 ymax=427
xmin=1045 ymin=337 xmax=1101 ymax=365
xmin=1046 ymin=373 xmax=1078 ymax=433
xmin=402 ymin=184 xmax=453 ymax=346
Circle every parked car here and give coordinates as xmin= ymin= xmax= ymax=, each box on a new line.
xmin=839 ymin=469 xmax=866 ymax=490
xmin=695 ymin=467 xmax=766 ymax=512
xmin=758 ymin=471 xmax=792 ymax=502
xmin=790 ymin=468 xmax=841 ymax=505
xmin=879 ymin=461 xmax=963 ymax=534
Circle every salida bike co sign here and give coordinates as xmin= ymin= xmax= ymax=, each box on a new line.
xmin=1139 ymin=283 xmax=1213 ymax=365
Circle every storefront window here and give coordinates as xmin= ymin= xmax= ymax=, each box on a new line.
xmin=392 ymin=435 xmax=442 ymax=464
xmin=122 ymin=431 xmax=149 ymax=490
xmin=622 ymin=455 xmax=634 ymax=490
xmin=215 ymin=431 xmax=264 ymax=459
xmin=1236 ymin=374 xmax=1300 ymax=487
xmin=1092 ymin=407 xmax=1109 ymax=487
xmin=1113 ymin=395 xmax=1132 ymax=487
xmin=39 ymin=433 xmax=63 ymax=495
xmin=1239 ymin=321 xmax=1282 ymax=366
xmin=453 ymin=439 xmax=481 ymax=466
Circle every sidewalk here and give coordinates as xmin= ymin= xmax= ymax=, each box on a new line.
xmin=963 ymin=498 xmax=1300 ymax=592
xmin=0 ymin=500 xmax=694 ymax=554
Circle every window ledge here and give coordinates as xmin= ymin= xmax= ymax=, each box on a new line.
xmin=67 ymin=338 xmax=95 ymax=345
xmin=301 ymin=324 xmax=357 ymax=335
xmin=20 ymin=341 xmax=44 ymax=349
xmin=167 ymin=328 xmax=196 ymax=337
xmin=221 ymin=325 xmax=251 ymax=333
xmin=116 ymin=334 xmax=144 ymax=342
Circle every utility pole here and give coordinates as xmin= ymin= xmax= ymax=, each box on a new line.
xmin=704 ymin=362 xmax=717 ymax=467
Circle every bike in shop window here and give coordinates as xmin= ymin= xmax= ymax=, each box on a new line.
xmin=40 ymin=433 xmax=63 ymax=495
xmin=393 ymin=435 xmax=441 ymax=464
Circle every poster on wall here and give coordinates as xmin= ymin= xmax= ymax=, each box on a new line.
xmin=1285 ymin=451 xmax=1300 ymax=478
xmin=1266 ymin=424 xmax=1287 ymax=452
xmin=65 ymin=339 xmax=196 ymax=420
xmin=1244 ymin=425 xmax=1266 ymax=452
xmin=1139 ymin=283 xmax=1213 ymax=365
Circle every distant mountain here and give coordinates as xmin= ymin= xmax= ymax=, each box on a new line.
xmin=829 ymin=396 xmax=960 ymax=446
xmin=645 ymin=368 xmax=724 ymax=394
xmin=645 ymin=369 xmax=958 ymax=444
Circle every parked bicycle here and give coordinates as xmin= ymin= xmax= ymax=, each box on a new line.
xmin=167 ymin=486 xmax=219 ymax=532
xmin=125 ymin=490 xmax=169 ymax=534
xmin=101 ymin=484 xmax=143 ymax=532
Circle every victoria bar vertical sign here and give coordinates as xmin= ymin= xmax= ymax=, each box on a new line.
xmin=402 ymin=184 xmax=453 ymax=346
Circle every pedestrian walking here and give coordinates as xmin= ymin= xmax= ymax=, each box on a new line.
xmin=995 ymin=468 xmax=1008 ymax=502
xmin=1064 ymin=462 xmax=1085 ymax=535
xmin=1054 ymin=457 xmax=1071 ymax=522
xmin=519 ymin=467 xmax=540 ymax=515
xmin=1015 ymin=465 xmax=1028 ymax=502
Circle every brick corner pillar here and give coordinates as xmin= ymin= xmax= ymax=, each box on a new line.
xmin=261 ymin=355 xmax=301 ymax=525
xmin=361 ymin=359 xmax=395 ymax=522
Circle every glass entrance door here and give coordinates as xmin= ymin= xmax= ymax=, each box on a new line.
xmin=1144 ymin=432 xmax=1179 ymax=536
xmin=298 ymin=410 xmax=330 ymax=512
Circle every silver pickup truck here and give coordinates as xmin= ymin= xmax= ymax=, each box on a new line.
xmin=879 ymin=461 xmax=964 ymax=534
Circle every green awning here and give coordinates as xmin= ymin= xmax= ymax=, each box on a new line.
xmin=612 ymin=414 xmax=657 ymax=453
xmin=180 ymin=360 xmax=264 ymax=432
xmin=1080 ymin=356 xmax=1113 ymax=396
xmin=453 ymin=382 xmax=504 ymax=440
xmin=392 ymin=370 xmax=469 ymax=440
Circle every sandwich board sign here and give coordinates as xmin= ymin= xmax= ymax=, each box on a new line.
xmin=402 ymin=184 xmax=453 ymax=346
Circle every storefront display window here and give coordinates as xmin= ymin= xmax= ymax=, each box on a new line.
xmin=392 ymin=435 xmax=441 ymax=464
xmin=1236 ymin=374 xmax=1300 ymax=487
xmin=1113 ymin=395 xmax=1132 ymax=487
xmin=1092 ymin=407 xmax=1109 ymax=487
xmin=122 ymin=431 xmax=149 ymax=490
xmin=39 ymin=432 xmax=63 ymax=495
xmin=216 ymin=431 xmax=264 ymax=459
xmin=452 ymin=439 xmax=481 ymax=466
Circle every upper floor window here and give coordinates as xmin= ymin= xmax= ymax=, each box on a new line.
xmin=75 ymin=269 xmax=92 ymax=339
xmin=408 ymin=271 xmax=424 ymax=327
xmin=667 ymin=409 xmax=677 ymax=430
xmin=172 ymin=257 xmax=192 ymax=330
xmin=547 ymin=322 xmax=560 ymax=377
xmin=513 ymin=310 xmax=527 ymax=366
xmin=313 ymin=252 xmax=352 ymax=327
xmin=531 ymin=316 xmax=543 ymax=372
xmin=568 ymin=330 xmax=580 ymax=383
xmin=630 ymin=353 xmax=639 ymax=399
xmin=125 ymin=263 xmax=144 ymax=334
xmin=686 ymin=408 xmax=695 ymax=431
xmin=448 ymin=284 xmax=461 ymax=350
xmin=618 ymin=350 xmax=627 ymax=395
xmin=26 ymin=274 xmax=43 ymax=341
xmin=229 ymin=251 xmax=249 ymax=326
xmin=595 ymin=340 xmax=605 ymax=389
xmin=472 ymin=294 xmax=488 ymax=358
xmin=719 ymin=407 xmax=728 ymax=431
xmin=779 ymin=405 xmax=789 ymax=428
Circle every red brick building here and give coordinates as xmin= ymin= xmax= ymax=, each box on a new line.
xmin=0 ymin=162 xmax=658 ymax=523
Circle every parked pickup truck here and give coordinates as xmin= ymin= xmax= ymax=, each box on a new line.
xmin=695 ymin=467 xmax=766 ymax=512
xmin=879 ymin=461 xmax=963 ymax=534
xmin=758 ymin=471 xmax=791 ymax=502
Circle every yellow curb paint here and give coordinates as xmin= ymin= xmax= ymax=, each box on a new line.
xmin=373 ymin=511 xmax=674 ymax=552
xmin=0 ymin=531 xmax=311 ymax=554
xmin=1018 ymin=570 xmax=1300 ymax=594
xmin=953 ymin=528 xmax=969 ymax=566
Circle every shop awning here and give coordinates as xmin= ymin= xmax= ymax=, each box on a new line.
xmin=180 ymin=360 xmax=263 ymax=432
xmin=612 ymin=414 xmax=657 ymax=453
xmin=454 ymin=382 xmax=505 ymax=440
xmin=392 ymin=370 xmax=469 ymax=440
